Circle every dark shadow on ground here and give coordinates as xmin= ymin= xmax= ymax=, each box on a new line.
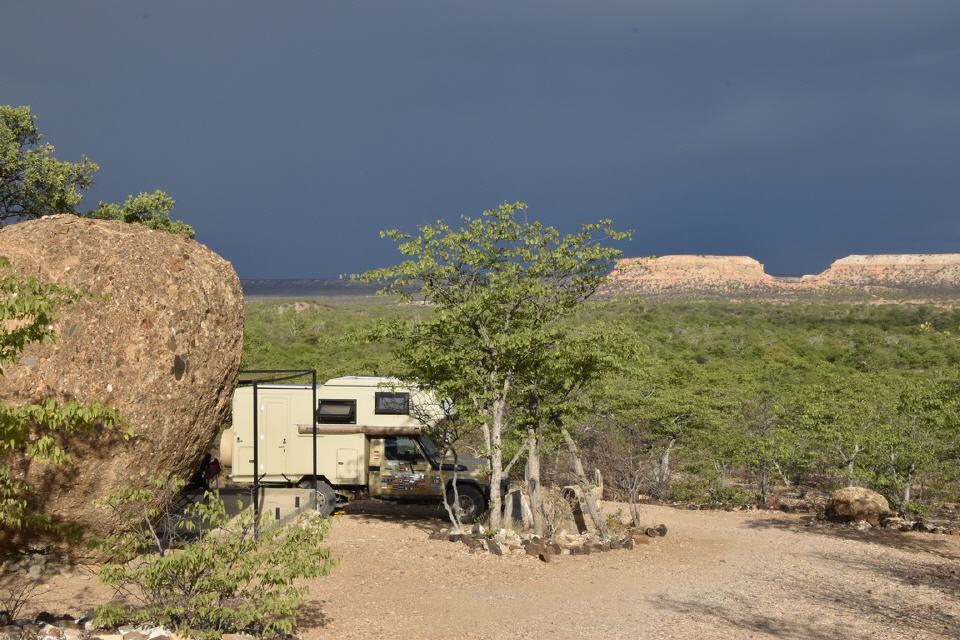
xmin=652 ymin=563 xmax=960 ymax=640
xmin=741 ymin=514 xmax=960 ymax=560
xmin=649 ymin=515 xmax=960 ymax=639
xmin=336 ymin=499 xmax=450 ymax=536
xmin=298 ymin=597 xmax=333 ymax=630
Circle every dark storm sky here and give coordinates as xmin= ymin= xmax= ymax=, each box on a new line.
xmin=3 ymin=1 xmax=959 ymax=278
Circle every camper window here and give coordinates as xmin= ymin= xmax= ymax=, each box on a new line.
xmin=317 ymin=399 xmax=357 ymax=424
xmin=375 ymin=392 xmax=409 ymax=415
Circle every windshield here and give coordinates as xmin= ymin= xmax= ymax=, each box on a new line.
xmin=418 ymin=433 xmax=441 ymax=462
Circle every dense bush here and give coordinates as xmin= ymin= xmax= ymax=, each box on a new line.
xmin=94 ymin=486 xmax=335 ymax=639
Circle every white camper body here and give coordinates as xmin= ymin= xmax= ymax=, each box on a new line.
xmin=226 ymin=376 xmax=429 ymax=486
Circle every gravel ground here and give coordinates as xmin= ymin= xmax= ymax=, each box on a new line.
xmin=303 ymin=501 xmax=960 ymax=640
xmin=26 ymin=500 xmax=960 ymax=640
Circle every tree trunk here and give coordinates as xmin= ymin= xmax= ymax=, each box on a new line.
xmin=656 ymin=438 xmax=675 ymax=498
xmin=628 ymin=472 xmax=643 ymax=528
xmin=488 ymin=397 xmax=506 ymax=529
xmin=901 ymin=467 xmax=913 ymax=514
xmin=525 ymin=427 xmax=545 ymax=536
xmin=560 ymin=425 xmax=607 ymax=538
xmin=440 ymin=446 xmax=464 ymax=532
xmin=759 ymin=466 xmax=769 ymax=505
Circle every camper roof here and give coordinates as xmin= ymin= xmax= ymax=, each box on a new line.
xmin=323 ymin=376 xmax=408 ymax=388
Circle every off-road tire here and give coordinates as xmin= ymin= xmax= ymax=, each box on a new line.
xmin=446 ymin=483 xmax=485 ymax=524
xmin=301 ymin=479 xmax=337 ymax=517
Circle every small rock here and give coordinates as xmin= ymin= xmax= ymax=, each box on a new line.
xmin=34 ymin=613 xmax=59 ymax=626
xmin=38 ymin=624 xmax=64 ymax=640
xmin=222 ymin=635 xmax=256 ymax=640
xmin=537 ymin=552 xmax=551 ymax=563
xmin=471 ymin=524 xmax=485 ymax=536
xmin=644 ymin=527 xmax=659 ymax=538
xmin=122 ymin=631 xmax=148 ymax=640
xmin=485 ymin=540 xmax=503 ymax=556
xmin=912 ymin=521 xmax=931 ymax=533
xmin=655 ymin=523 xmax=668 ymax=537
xmin=461 ymin=536 xmax=483 ymax=550
xmin=623 ymin=537 xmax=635 ymax=550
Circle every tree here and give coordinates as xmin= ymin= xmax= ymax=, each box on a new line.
xmin=0 ymin=105 xmax=193 ymax=236
xmin=363 ymin=202 xmax=628 ymax=528
xmin=88 ymin=190 xmax=196 ymax=238
xmin=0 ymin=260 xmax=124 ymax=532
xmin=516 ymin=325 xmax=635 ymax=536
xmin=0 ymin=105 xmax=98 ymax=222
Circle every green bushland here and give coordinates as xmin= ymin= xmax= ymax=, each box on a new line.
xmin=243 ymin=295 xmax=960 ymax=517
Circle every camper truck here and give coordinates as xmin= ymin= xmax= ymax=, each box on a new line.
xmin=219 ymin=376 xmax=489 ymax=521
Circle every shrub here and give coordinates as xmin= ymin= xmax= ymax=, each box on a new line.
xmin=94 ymin=488 xmax=335 ymax=639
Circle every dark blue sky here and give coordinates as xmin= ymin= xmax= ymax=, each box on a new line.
xmin=4 ymin=1 xmax=959 ymax=278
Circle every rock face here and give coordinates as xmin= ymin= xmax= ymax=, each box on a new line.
xmin=607 ymin=253 xmax=960 ymax=296
xmin=0 ymin=215 xmax=243 ymax=544
xmin=807 ymin=254 xmax=960 ymax=290
xmin=610 ymin=255 xmax=782 ymax=295
xmin=825 ymin=487 xmax=891 ymax=526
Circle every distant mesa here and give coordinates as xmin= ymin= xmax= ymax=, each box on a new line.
xmin=608 ymin=254 xmax=960 ymax=295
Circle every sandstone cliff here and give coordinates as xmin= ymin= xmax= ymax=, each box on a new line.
xmin=608 ymin=253 xmax=960 ymax=296
xmin=805 ymin=254 xmax=960 ymax=289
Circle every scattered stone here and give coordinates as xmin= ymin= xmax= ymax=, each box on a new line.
xmin=38 ymin=624 xmax=64 ymax=640
xmin=121 ymin=631 xmax=148 ymax=640
xmin=912 ymin=521 xmax=931 ymax=533
xmin=485 ymin=540 xmax=503 ymax=556
xmin=655 ymin=523 xmax=668 ymax=537
xmin=644 ymin=528 xmax=659 ymax=538
xmin=471 ymin=524 xmax=486 ymax=536
xmin=537 ymin=552 xmax=552 ymax=563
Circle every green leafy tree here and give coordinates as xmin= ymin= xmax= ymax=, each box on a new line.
xmin=0 ymin=260 xmax=124 ymax=531
xmin=0 ymin=105 xmax=193 ymax=236
xmin=362 ymin=202 xmax=628 ymax=528
xmin=0 ymin=105 xmax=98 ymax=222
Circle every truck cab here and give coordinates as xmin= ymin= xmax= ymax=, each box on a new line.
xmin=219 ymin=376 xmax=489 ymax=521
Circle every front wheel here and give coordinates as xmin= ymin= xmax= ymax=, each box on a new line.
xmin=445 ymin=484 xmax=486 ymax=524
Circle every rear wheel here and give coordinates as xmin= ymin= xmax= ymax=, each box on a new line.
xmin=446 ymin=483 xmax=485 ymax=524
xmin=300 ymin=479 xmax=337 ymax=517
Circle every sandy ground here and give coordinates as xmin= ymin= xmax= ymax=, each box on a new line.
xmin=302 ymin=501 xmax=960 ymax=640
xmin=30 ymin=501 xmax=960 ymax=640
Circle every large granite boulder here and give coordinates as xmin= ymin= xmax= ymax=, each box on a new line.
xmin=0 ymin=215 xmax=242 ymax=545
xmin=825 ymin=487 xmax=892 ymax=526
